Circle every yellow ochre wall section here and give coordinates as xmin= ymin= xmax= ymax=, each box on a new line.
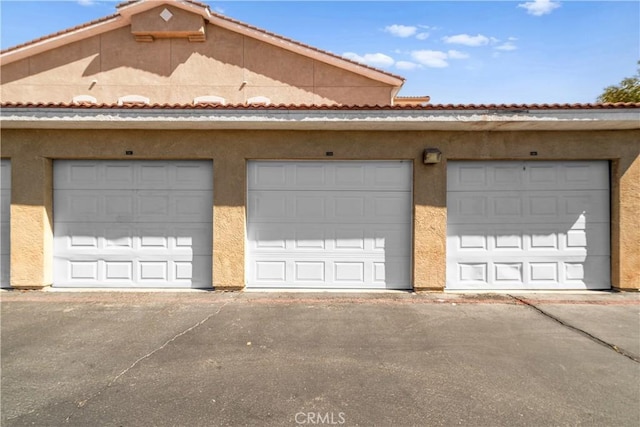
xmin=0 ymin=19 xmax=394 ymax=106
xmin=1 ymin=128 xmax=639 ymax=290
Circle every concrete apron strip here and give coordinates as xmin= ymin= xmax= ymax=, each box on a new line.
xmin=509 ymin=295 xmax=640 ymax=364
xmin=2 ymin=290 xmax=638 ymax=305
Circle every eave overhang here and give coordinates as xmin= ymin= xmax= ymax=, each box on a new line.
xmin=1 ymin=107 xmax=638 ymax=131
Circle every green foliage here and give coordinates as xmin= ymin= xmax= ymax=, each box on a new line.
xmin=597 ymin=61 xmax=640 ymax=103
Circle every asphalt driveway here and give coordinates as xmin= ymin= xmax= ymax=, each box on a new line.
xmin=1 ymin=291 xmax=639 ymax=426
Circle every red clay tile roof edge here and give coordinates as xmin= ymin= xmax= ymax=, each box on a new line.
xmin=2 ymin=102 xmax=639 ymax=110
xmin=0 ymin=0 xmax=405 ymax=83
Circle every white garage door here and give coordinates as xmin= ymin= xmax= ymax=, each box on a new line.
xmin=0 ymin=160 xmax=10 ymax=288
xmin=54 ymin=161 xmax=213 ymax=288
xmin=447 ymin=161 xmax=610 ymax=290
xmin=247 ymin=161 xmax=412 ymax=289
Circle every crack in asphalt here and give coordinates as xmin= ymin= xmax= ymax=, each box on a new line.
xmin=64 ymin=295 xmax=237 ymax=423
xmin=509 ymin=295 xmax=640 ymax=364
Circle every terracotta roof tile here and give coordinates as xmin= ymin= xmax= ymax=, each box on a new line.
xmin=2 ymin=102 xmax=639 ymax=110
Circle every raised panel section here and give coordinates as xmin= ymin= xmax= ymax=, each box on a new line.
xmin=256 ymin=261 xmax=286 ymax=282
xmin=140 ymin=262 xmax=168 ymax=280
xmin=334 ymin=262 xmax=364 ymax=282
xmin=105 ymin=262 xmax=133 ymax=280
xmin=295 ymin=262 xmax=325 ymax=282
xmin=70 ymin=262 xmax=98 ymax=280
xmin=495 ymin=263 xmax=523 ymax=282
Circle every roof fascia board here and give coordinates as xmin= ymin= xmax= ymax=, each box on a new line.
xmin=2 ymin=108 xmax=638 ymax=131
xmin=0 ymin=16 xmax=124 ymax=65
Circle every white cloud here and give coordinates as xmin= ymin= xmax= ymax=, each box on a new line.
xmin=409 ymin=49 xmax=472 ymax=68
xmin=77 ymin=0 xmax=96 ymax=5
xmin=518 ymin=0 xmax=561 ymax=16
xmin=384 ymin=25 xmax=417 ymax=38
xmin=447 ymin=50 xmax=469 ymax=59
xmin=343 ymin=52 xmax=395 ymax=68
xmin=214 ymin=6 xmax=225 ymax=14
xmin=396 ymin=61 xmax=421 ymax=71
xmin=495 ymin=42 xmax=517 ymax=51
xmin=442 ymin=34 xmax=490 ymax=47
xmin=411 ymin=50 xmax=449 ymax=68
xmin=416 ymin=32 xmax=430 ymax=40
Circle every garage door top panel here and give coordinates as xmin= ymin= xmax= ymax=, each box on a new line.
xmin=248 ymin=161 xmax=412 ymax=192
xmin=447 ymin=161 xmax=608 ymax=192
xmin=54 ymin=161 xmax=213 ymax=190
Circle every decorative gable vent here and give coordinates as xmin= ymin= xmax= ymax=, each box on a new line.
xmin=131 ymin=5 xmax=206 ymax=43
xmin=160 ymin=8 xmax=173 ymax=22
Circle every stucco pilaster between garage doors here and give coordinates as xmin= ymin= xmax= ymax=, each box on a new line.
xmin=615 ymin=155 xmax=640 ymax=289
xmin=9 ymin=153 xmax=53 ymax=289
xmin=213 ymin=155 xmax=245 ymax=290
xmin=413 ymin=159 xmax=447 ymax=290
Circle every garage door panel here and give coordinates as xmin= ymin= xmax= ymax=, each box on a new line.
xmin=449 ymin=223 xmax=609 ymax=256
xmin=54 ymin=255 xmax=211 ymax=288
xmin=55 ymin=223 xmax=211 ymax=254
xmin=249 ymin=161 xmax=411 ymax=191
xmin=250 ymin=256 xmax=409 ymax=288
xmin=55 ymin=190 xmax=212 ymax=223
xmin=448 ymin=161 xmax=609 ymax=192
xmin=448 ymin=190 xmax=609 ymax=224
xmin=54 ymin=161 xmax=213 ymax=190
xmin=447 ymin=161 xmax=610 ymax=290
xmin=249 ymin=191 xmax=411 ymax=224
xmin=248 ymin=223 xmax=410 ymax=255
xmin=448 ymin=258 xmax=610 ymax=290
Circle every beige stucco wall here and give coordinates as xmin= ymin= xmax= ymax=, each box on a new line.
xmin=1 ymin=128 xmax=638 ymax=290
xmin=0 ymin=18 xmax=394 ymax=106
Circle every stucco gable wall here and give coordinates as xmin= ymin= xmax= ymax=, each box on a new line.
xmin=1 ymin=22 xmax=395 ymax=106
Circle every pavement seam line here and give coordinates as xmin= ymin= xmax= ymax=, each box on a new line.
xmin=64 ymin=295 xmax=237 ymax=422
xmin=509 ymin=294 xmax=640 ymax=364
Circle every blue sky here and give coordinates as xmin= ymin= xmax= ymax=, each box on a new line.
xmin=1 ymin=0 xmax=638 ymax=104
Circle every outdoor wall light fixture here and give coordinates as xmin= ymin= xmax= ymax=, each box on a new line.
xmin=423 ymin=148 xmax=442 ymax=164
